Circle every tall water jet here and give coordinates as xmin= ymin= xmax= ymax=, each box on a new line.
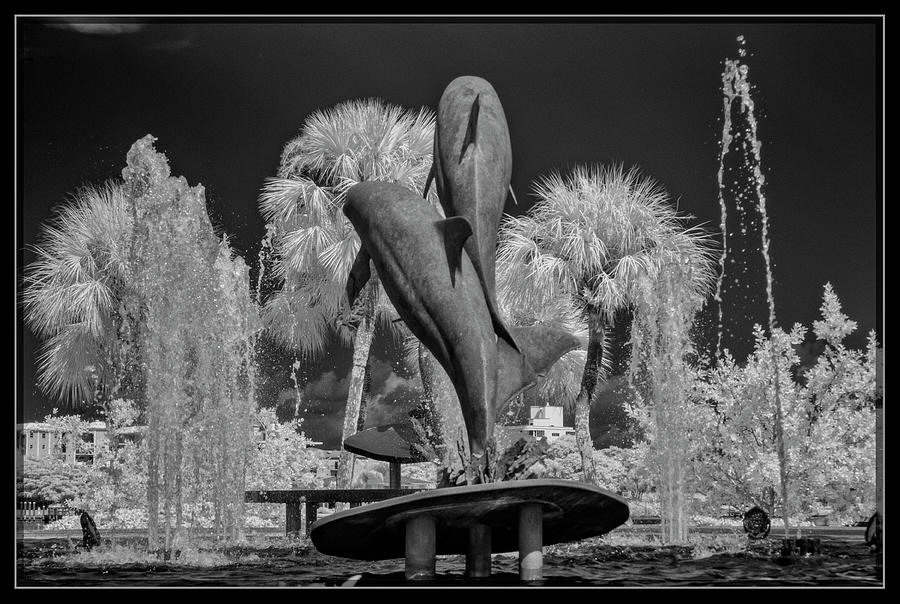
xmin=255 ymin=223 xmax=277 ymax=307
xmin=716 ymin=37 xmax=790 ymax=535
xmin=714 ymin=35 xmax=775 ymax=361
xmin=123 ymin=135 xmax=259 ymax=550
xmin=629 ymin=257 xmax=706 ymax=544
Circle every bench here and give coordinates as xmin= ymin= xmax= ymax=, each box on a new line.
xmin=245 ymin=489 xmax=424 ymax=536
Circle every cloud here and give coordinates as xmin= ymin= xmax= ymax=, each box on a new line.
xmin=287 ymin=358 xmax=425 ymax=447
xmin=303 ymin=369 xmax=350 ymax=401
xmin=48 ymin=22 xmax=144 ymax=36
xmin=363 ymin=362 xmax=423 ymax=427
xmin=44 ymin=21 xmax=194 ymax=53
xmin=381 ymin=370 xmax=416 ymax=396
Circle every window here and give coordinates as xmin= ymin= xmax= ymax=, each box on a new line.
xmin=552 ymin=432 xmax=559 ymax=437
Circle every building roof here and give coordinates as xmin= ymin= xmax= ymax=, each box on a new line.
xmin=17 ymin=422 xmax=59 ymax=432
xmin=17 ymin=421 xmax=147 ymax=433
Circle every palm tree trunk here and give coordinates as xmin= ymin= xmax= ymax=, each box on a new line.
xmin=336 ymin=283 xmax=377 ymax=491
xmin=356 ymin=356 xmax=374 ymax=432
xmin=418 ymin=343 xmax=466 ymax=480
xmin=575 ymin=312 xmax=605 ymax=485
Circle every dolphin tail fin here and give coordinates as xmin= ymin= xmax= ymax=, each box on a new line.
xmin=494 ymin=323 xmax=583 ymax=414
xmin=495 ymin=336 xmax=537 ymax=413
xmin=459 ymin=94 xmax=480 ymax=163
xmin=437 ymin=216 xmax=473 ymax=286
xmin=508 ymin=324 xmax=583 ymax=377
xmin=345 ymin=247 xmax=372 ymax=307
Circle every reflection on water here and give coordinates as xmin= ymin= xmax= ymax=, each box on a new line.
xmin=17 ymin=534 xmax=882 ymax=587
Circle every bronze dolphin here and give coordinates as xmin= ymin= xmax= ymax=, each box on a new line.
xmin=344 ymin=181 xmax=579 ymax=479
xmin=425 ymin=75 xmax=519 ymax=353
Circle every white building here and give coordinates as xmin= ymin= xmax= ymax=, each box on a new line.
xmin=16 ymin=421 xmax=145 ymax=466
xmin=516 ymin=406 xmax=576 ymax=442
xmin=16 ymin=422 xmax=66 ymax=463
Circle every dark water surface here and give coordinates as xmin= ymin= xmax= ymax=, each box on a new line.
xmin=17 ymin=533 xmax=882 ymax=587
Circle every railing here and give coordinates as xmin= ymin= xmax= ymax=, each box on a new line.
xmin=16 ymin=500 xmax=79 ymax=529
xmin=245 ymin=488 xmax=425 ymax=536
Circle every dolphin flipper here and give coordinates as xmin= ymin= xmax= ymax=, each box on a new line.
xmin=438 ymin=216 xmax=473 ymax=286
xmin=345 ymin=247 xmax=372 ymax=307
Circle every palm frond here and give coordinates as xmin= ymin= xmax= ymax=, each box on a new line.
xmin=398 ymin=328 xmax=422 ymax=376
xmin=319 ymin=227 xmax=361 ymax=283
xmin=518 ymin=162 xmax=718 ymax=319
xmin=261 ymin=97 xmax=438 ymax=359
xmin=538 ymin=347 xmax=588 ymax=407
xmin=280 ymin=224 xmax=338 ymax=275
xmin=23 ymin=181 xmax=131 ymax=344
xmin=260 ymin=286 xmax=333 ymax=359
xmin=35 ymin=323 xmax=106 ymax=405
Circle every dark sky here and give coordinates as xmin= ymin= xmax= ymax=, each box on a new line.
xmin=16 ymin=18 xmax=883 ymax=442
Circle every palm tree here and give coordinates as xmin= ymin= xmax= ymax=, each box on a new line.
xmin=258 ymin=98 xmax=437 ymax=489
xmin=22 ymin=181 xmax=139 ymax=408
xmin=496 ymin=164 xmax=717 ymax=484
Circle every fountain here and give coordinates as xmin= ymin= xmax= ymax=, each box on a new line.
xmin=124 ymin=136 xmax=260 ymax=552
xmin=20 ymin=135 xmax=262 ymax=554
xmin=309 ymin=76 xmax=631 ymax=582
xmin=715 ymin=37 xmax=792 ymax=537
xmin=713 ymin=35 xmax=775 ymax=362
xmin=628 ymin=256 xmax=706 ymax=544
xmin=18 ymin=35 xmax=881 ymax=589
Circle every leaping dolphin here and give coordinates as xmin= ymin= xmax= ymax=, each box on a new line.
xmin=424 ymin=75 xmax=519 ymax=353
xmin=343 ymin=181 xmax=580 ymax=479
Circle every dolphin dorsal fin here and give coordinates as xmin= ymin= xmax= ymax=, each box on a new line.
xmin=437 ymin=216 xmax=473 ymax=286
xmin=345 ymin=247 xmax=372 ymax=307
xmin=459 ymin=94 xmax=480 ymax=164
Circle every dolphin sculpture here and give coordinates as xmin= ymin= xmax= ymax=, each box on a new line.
xmin=424 ymin=75 xmax=519 ymax=352
xmin=343 ymin=181 xmax=580 ymax=480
